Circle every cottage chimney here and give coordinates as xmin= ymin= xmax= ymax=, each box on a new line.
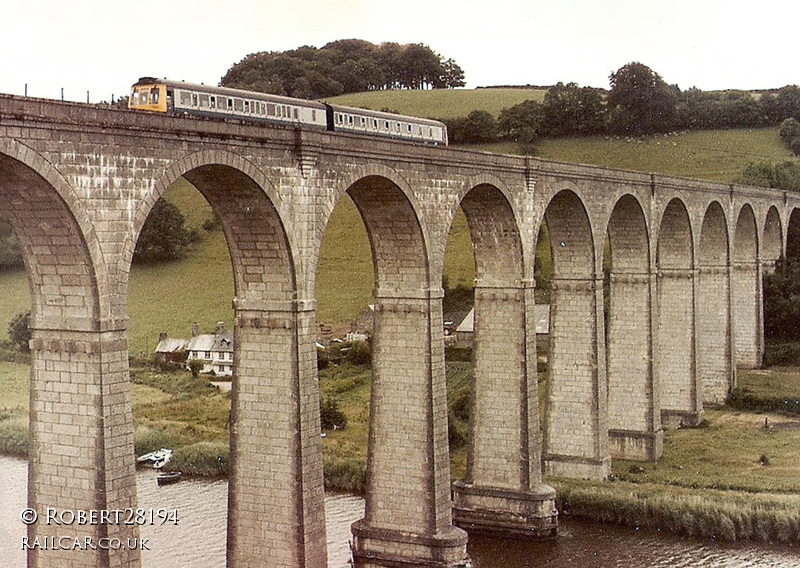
xmin=158 ymin=332 xmax=167 ymax=342
xmin=191 ymin=323 xmax=200 ymax=337
xmin=216 ymin=321 xmax=226 ymax=334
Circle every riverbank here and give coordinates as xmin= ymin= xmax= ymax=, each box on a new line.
xmin=2 ymin=359 xmax=800 ymax=544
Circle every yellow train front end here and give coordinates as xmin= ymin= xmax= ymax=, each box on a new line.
xmin=129 ymin=78 xmax=168 ymax=113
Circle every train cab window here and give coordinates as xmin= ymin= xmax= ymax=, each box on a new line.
xmin=149 ymin=90 xmax=159 ymax=104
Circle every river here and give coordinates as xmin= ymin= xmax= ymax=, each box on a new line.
xmin=1 ymin=456 xmax=797 ymax=567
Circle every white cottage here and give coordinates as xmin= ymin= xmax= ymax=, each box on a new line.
xmin=185 ymin=322 xmax=234 ymax=377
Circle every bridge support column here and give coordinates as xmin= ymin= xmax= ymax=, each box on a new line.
xmin=228 ymin=298 xmax=327 ymax=568
xmin=656 ymin=269 xmax=703 ymax=428
xmin=27 ymin=322 xmax=140 ymax=568
xmin=697 ymin=265 xmax=734 ymax=405
xmin=453 ymin=281 xmax=556 ymax=539
xmin=732 ymin=260 xmax=762 ymax=369
xmin=543 ymin=275 xmax=610 ymax=480
xmin=607 ymin=271 xmax=663 ymax=461
xmin=352 ymin=288 xmax=469 ymax=568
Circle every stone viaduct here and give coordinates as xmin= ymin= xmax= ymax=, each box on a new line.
xmin=0 ymin=94 xmax=794 ymax=568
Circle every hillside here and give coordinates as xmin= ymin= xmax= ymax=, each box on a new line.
xmin=322 ymin=87 xmax=547 ymax=119
xmin=0 ymin=88 xmax=797 ymax=352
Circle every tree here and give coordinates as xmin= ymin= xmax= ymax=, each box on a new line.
xmin=607 ymin=62 xmax=680 ymax=135
xmin=736 ymin=160 xmax=800 ymax=192
xmin=445 ymin=110 xmax=499 ymax=144
xmin=498 ymin=99 xmax=542 ymax=143
xmin=8 ymin=311 xmax=30 ymax=353
xmin=540 ymin=82 xmax=606 ymax=137
xmin=780 ymin=118 xmax=800 ymax=155
xmin=133 ymin=198 xmax=192 ymax=265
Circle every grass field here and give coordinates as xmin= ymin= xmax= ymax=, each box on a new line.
xmin=323 ymin=87 xmax=547 ymax=119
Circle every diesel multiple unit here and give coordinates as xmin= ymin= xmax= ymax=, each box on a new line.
xmin=129 ymin=77 xmax=448 ymax=145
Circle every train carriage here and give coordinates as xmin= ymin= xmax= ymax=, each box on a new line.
xmin=129 ymin=77 xmax=448 ymax=145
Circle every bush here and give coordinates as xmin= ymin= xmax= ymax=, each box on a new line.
xmin=8 ymin=311 xmax=30 ymax=353
xmin=345 ymin=340 xmax=371 ymax=366
xmin=169 ymin=441 xmax=229 ymax=476
xmin=320 ymin=395 xmax=348 ymax=430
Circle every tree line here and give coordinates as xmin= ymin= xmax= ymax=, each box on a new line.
xmin=220 ymin=39 xmax=465 ymax=99
xmin=445 ymin=62 xmax=800 ymax=144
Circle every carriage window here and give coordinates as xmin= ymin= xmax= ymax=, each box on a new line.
xmin=210 ymin=96 xmax=216 ymax=109
xmin=267 ymin=103 xmax=276 ymax=116
xmin=311 ymin=110 xmax=316 ymax=121
xmin=293 ymin=108 xmax=298 ymax=119
xmin=180 ymin=91 xmax=192 ymax=106
xmin=234 ymin=99 xmax=244 ymax=112
xmin=199 ymin=94 xmax=209 ymax=108
xmin=407 ymin=124 xmax=412 ymax=132
xmin=227 ymin=98 xmax=233 ymax=110
xmin=373 ymin=119 xmax=378 ymax=129
xmin=384 ymin=120 xmax=390 ymax=130
xmin=244 ymin=101 xmax=250 ymax=113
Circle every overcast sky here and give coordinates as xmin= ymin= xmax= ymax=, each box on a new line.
xmin=1 ymin=0 xmax=797 ymax=103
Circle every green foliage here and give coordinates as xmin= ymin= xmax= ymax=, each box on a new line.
xmin=221 ymin=40 xmax=465 ymax=99
xmin=763 ymin=256 xmax=800 ymax=343
xmin=498 ymin=99 xmax=542 ymax=143
xmin=7 ymin=311 xmax=30 ymax=353
xmin=445 ymin=110 xmax=500 ymax=144
xmin=320 ymin=395 xmax=348 ymax=430
xmin=133 ymin=198 xmax=192 ymax=265
xmin=540 ymin=82 xmax=606 ymax=137
xmin=779 ymin=118 xmax=800 ymax=155
xmin=607 ymin=62 xmax=680 ymax=135
xmin=736 ymin=160 xmax=800 ymax=192
xmin=168 ymin=441 xmax=229 ymax=476
xmin=0 ymin=221 xmax=23 ymax=271
xmin=345 ymin=340 xmax=371 ymax=366
xmin=187 ymin=359 xmax=203 ymax=378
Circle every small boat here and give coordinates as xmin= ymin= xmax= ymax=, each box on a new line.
xmin=156 ymin=471 xmax=182 ymax=486
xmin=137 ymin=448 xmax=173 ymax=469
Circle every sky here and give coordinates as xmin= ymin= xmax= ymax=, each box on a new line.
xmin=1 ymin=0 xmax=798 ymax=103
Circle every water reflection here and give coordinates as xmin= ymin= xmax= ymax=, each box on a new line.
xmin=2 ymin=456 xmax=798 ymax=567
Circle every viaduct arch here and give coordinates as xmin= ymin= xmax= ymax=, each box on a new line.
xmin=0 ymin=95 xmax=796 ymax=568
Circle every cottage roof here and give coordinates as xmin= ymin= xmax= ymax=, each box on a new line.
xmin=212 ymin=332 xmax=234 ymax=353
xmin=187 ymin=334 xmax=216 ymax=352
xmin=155 ymin=337 xmax=189 ymax=353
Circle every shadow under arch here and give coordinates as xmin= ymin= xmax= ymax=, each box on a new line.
xmin=540 ymin=189 xmax=610 ymax=480
xmin=334 ymin=173 xmax=470 ymax=566
xmin=655 ymin=198 xmax=703 ymax=428
xmin=604 ymin=194 xmax=662 ymax=461
xmin=732 ymin=204 xmax=762 ymax=368
xmin=0 ymin=150 xmax=141 ymax=567
xmin=697 ymin=201 xmax=733 ymax=405
xmin=450 ymin=181 xmax=558 ymax=538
